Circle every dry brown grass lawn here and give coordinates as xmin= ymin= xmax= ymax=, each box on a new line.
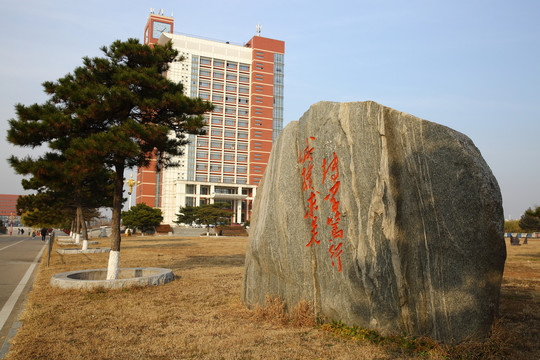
xmin=496 ymin=238 xmax=540 ymax=359
xmin=4 ymin=235 xmax=539 ymax=359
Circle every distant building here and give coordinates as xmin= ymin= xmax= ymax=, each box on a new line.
xmin=136 ymin=11 xmax=285 ymax=225
xmin=0 ymin=194 xmax=21 ymax=227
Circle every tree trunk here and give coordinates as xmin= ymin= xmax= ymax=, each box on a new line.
xmin=79 ymin=206 xmax=89 ymax=241
xmin=107 ymin=164 xmax=125 ymax=280
xmin=76 ymin=211 xmax=81 ymax=234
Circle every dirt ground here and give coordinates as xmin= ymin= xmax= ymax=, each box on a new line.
xmin=3 ymin=235 xmax=539 ymax=359
xmin=497 ymin=238 xmax=540 ymax=358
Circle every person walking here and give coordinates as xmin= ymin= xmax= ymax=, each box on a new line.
xmin=41 ymin=227 xmax=48 ymax=242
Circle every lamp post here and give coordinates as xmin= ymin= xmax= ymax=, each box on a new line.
xmin=125 ymin=174 xmax=136 ymax=209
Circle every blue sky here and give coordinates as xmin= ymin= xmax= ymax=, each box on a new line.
xmin=0 ymin=0 xmax=538 ymax=219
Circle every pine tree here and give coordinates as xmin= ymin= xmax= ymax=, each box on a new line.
xmin=122 ymin=203 xmax=163 ymax=234
xmin=7 ymin=38 xmax=211 ymax=278
xmin=9 ymin=151 xmax=114 ymax=240
xmin=518 ymin=207 xmax=540 ymax=232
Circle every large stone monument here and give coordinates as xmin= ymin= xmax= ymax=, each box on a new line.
xmin=242 ymin=101 xmax=506 ymax=343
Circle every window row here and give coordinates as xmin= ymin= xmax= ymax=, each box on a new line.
xmin=211 ymin=106 xmax=249 ymax=116
xmin=199 ymin=58 xmax=250 ymax=72
xmin=209 ymin=129 xmax=249 ymax=138
xmin=206 ymin=117 xmax=249 ymax=127
xmin=195 ymin=175 xmax=247 ymax=184
xmin=196 ymin=151 xmax=249 ymax=161
xmin=195 ymin=163 xmax=248 ymax=173
xmin=197 ymin=139 xmax=249 ymax=150
xmin=199 ymin=70 xmax=250 ymax=82
xmin=209 ymin=94 xmax=249 ymax=104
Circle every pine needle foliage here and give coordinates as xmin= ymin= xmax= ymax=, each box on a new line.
xmin=7 ymin=38 xmax=212 ymax=256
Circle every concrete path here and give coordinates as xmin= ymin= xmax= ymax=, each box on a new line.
xmin=0 ymin=235 xmax=46 ymax=358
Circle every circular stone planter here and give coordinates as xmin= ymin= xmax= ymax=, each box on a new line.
xmin=56 ymin=248 xmax=111 ymax=254
xmin=50 ymin=267 xmax=174 ymax=290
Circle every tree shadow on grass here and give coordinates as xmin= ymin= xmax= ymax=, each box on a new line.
xmin=172 ymin=254 xmax=245 ymax=270
xmin=122 ymin=242 xmax=193 ymax=250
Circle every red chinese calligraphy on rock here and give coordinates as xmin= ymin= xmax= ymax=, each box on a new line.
xmin=299 ymin=137 xmax=320 ymax=248
xmin=322 ymin=152 xmax=339 ymax=185
xmin=322 ymin=151 xmax=343 ymax=272
xmin=329 ymin=243 xmax=343 ymax=271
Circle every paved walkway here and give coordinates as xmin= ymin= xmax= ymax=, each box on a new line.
xmin=0 ymin=235 xmax=47 ymax=359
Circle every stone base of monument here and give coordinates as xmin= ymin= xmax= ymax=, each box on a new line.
xmin=50 ymin=267 xmax=174 ymax=290
xmin=56 ymin=248 xmax=111 ymax=254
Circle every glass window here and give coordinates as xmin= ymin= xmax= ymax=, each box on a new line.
xmin=197 ymin=139 xmax=208 ymax=147
xmin=226 ymin=85 xmax=236 ymax=92
xmin=238 ymin=155 xmax=247 ymax=162
xmin=226 ymin=95 xmax=236 ymax=103
xmin=224 ymin=130 xmax=235 ymax=138
xmin=200 ymin=58 xmax=211 ymax=65
xmin=199 ymin=92 xmax=210 ymax=100
xmin=225 ymin=108 xmax=235 ymax=115
xmin=238 ymin=132 xmax=248 ymax=139
xmin=238 ymin=120 xmax=248 ymax=127
xmin=223 ymin=177 xmax=234 ymax=183
xmin=200 ymin=70 xmax=210 ymax=77
xmin=213 ymin=82 xmax=223 ymax=90
xmin=227 ymin=62 xmax=237 ymax=69
xmin=199 ymin=81 xmax=210 ymax=88
xmin=196 ymin=163 xmax=207 ymax=170
xmin=186 ymin=184 xmax=196 ymax=194
xmin=212 ymin=94 xmax=223 ymax=102
xmin=197 ymin=150 xmax=208 ymax=158
xmin=213 ymin=72 xmax=224 ymax=79
xmin=239 ymin=87 xmax=249 ymax=94
xmin=224 ymin=141 xmax=235 ymax=149
xmin=210 ymin=176 xmax=220 ymax=183
xmin=239 ymin=97 xmax=249 ymax=104
xmin=215 ymin=187 xmax=235 ymax=194
xmin=196 ymin=175 xmax=207 ymax=182
xmin=224 ymin=153 xmax=235 ymax=161
xmin=239 ymin=75 xmax=249 ymax=82
xmin=214 ymin=60 xmax=224 ymax=67
xmin=238 ymin=109 xmax=248 ymax=116
xmin=210 ymin=152 xmax=221 ymax=160
xmin=237 ymin=144 xmax=248 ymax=151
xmin=211 ymin=129 xmax=222 ymax=136
xmin=239 ymin=64 xmax=249 ymax=71
xmin=211 ymin=140 xmax=222 ymax=148
xmin=237 ymin=166 xmax=247 ymax=174
xmin=226 ymin=74 xmax=237 ymax=81
xmin=213 ymin=106 xmax=222 ymax=113
xmin=210 ymin=164 xmax=221 ymax=172
xmin=223 ymin=165 xmax=234 ymax=173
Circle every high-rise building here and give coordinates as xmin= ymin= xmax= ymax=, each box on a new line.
xmin=0 ymin=194 xmax=22 ymax=227
xmin=136 ymin=11 xmax=284 ymax=225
